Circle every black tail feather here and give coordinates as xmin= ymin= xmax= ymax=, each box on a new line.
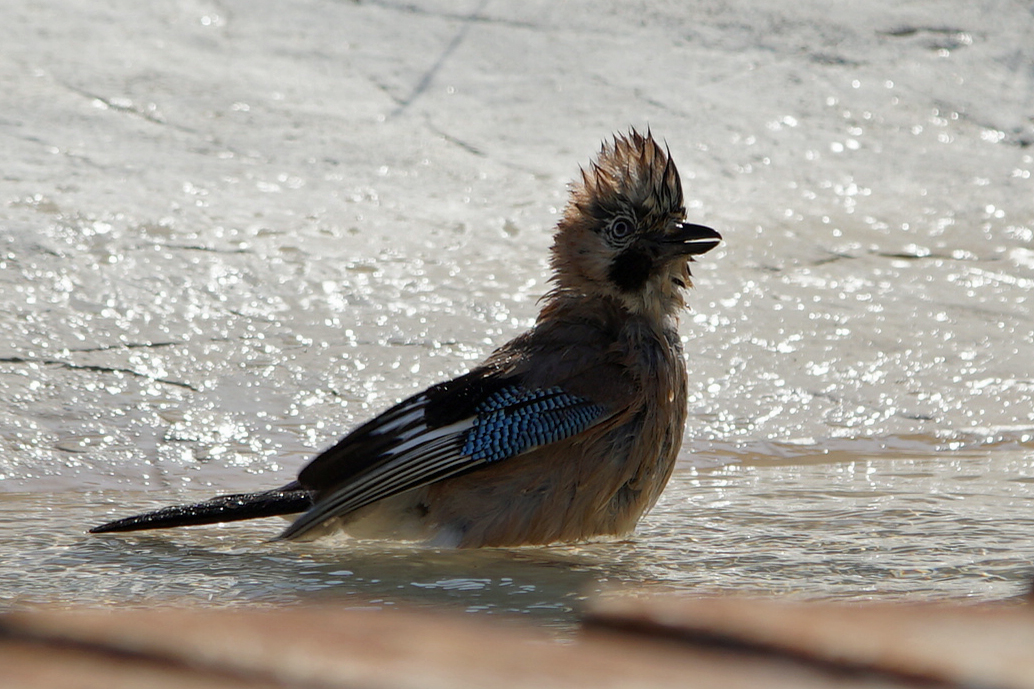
xmin=89 ymin=482 xmax=315 ymax=534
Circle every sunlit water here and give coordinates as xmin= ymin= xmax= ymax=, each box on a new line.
xmin=2 ymin=448 xmax=1032 ymax=630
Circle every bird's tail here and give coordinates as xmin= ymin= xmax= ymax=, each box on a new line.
xmin=89 ymin=482 xmax=314 ymax=534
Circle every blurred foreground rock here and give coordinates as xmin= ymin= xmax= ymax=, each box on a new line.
xmin=586 ymin=595 xmax=1034 ymax=689
xmin=2 ymin=595 xmax=1033 ymax=688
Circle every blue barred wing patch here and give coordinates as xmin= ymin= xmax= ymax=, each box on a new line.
xmin=462 ymin=386 xmax=607 ymax=463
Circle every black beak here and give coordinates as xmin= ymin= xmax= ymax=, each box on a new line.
xmin=663 ymin=223 xmax=722 ymax=256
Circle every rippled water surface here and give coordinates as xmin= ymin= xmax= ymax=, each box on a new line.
xmin=3 ymin=448 xmax=1033 ymax=629
xmin=2 ymin=0 xmax=1034 ymax=631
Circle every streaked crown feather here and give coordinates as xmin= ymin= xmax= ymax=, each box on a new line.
xmin=569 ymin=129 xmax=685 ymax=226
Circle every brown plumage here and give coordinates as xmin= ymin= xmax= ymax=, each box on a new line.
xmin=90 ymin=129 xmax=721 ymax=548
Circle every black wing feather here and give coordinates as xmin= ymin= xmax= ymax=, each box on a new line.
xmin=297 ymin=368 xmax=514 ymax=490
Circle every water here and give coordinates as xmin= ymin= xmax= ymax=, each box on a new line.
xmin=2 ymin=0 xmax=1034 ymax=630
xmin=3 ymin=450 xmax=1033 ymax=630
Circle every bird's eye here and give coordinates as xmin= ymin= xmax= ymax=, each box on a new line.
xmin=609 ymin=218 xmax=633 ymax=240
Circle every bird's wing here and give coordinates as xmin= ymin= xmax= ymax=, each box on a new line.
xmin=279 ymin=370 xmax=610 ymax=540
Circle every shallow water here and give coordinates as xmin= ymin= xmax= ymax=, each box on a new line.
xmin=3 ymin=447 xmax=1032 ymax=630
xmin=2 ymin=0 xmax=1034 ymax=631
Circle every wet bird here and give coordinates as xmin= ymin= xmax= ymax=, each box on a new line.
xmin=91 ymin=130 xmax=722 ymax=547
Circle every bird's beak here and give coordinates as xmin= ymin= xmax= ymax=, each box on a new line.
xmin=662 ymin=223 xmax=722 ymax=257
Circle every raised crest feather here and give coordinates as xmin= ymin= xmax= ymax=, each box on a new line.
xmin=568 ymin=129 xmax=685 ymax=225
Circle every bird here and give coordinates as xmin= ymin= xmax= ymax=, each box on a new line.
xmin=90 ymin=129 xmax=722 ymax=548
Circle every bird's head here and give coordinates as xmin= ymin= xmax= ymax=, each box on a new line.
xmin=549 ymin=130 xmax=721 ymax=319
